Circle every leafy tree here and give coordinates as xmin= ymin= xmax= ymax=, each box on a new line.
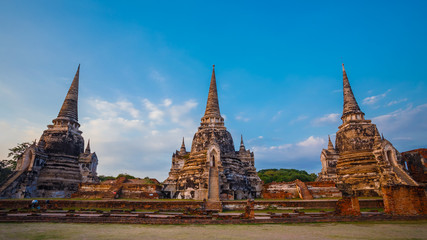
xmin=0 ymin=142 xmax=32 ymax=183
xmin=116 ymin=173 xmax=136 ymax=179
xmin=98 ymin=175 xmax=116 ymax=182
xmin=257 ymin=168 xmax=317 ymax=184
xmin=98 ymin=173 xmax=138 ymax=182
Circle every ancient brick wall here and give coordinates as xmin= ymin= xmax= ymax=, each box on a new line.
xmin=222 ymin=199 xmax=383 ymax=211
xmin=261 ymin=181 xmax=342 ymax=199
xmin=71 ymin=178 xmax=162 ymax=199
xmin=261 ymin=182 xmax=298 ymax=199
xmin=0 ymin=199 xmax=383 ymax=211
xmin=382 ymin=185 xmax=427 ymax=216
xmin=335 ymin=196 xmax=361 ymax=216
xmin=401 ymin=149 xmax=427 ymax=184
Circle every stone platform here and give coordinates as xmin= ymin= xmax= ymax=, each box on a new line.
xmin=0 ymin=209 xmax=425 ymax=224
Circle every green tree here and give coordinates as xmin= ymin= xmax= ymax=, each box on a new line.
xmin=98 ymin=175 xmax=116 ymax=182
xmin=0 ymin=142 xmax=32 ymax=183
xmin=257 ymin=168 xmax=317 ymax=184
xmin=116 ymin=173 xmax=136 ymax=179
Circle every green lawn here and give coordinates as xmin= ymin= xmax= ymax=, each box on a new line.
xmin=0 ymin=221 xmax=426 ymax=240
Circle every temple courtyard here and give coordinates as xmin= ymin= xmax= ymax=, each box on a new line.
xmin=1 ymin=221 xmax=426 ymax=240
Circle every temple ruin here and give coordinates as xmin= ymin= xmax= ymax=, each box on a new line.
xmin=163 ymin=65 xmax=262 ymax=200
xmin=317 ymin=64 xmax=419 ymax=196
xmin=0 ymin=65 xmax=99 ymax=198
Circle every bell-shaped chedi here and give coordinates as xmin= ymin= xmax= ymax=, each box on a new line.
xmin=163 ymin=65 xmax=262 ymax=200
xmin=0 ymin=65 xmax=99 ymax=199
xmin=317 ymin=64 xmax=418 ymax=197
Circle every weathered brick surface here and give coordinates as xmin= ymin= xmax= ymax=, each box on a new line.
xmin=401 ymin=149 xmax=427 ymax=184
xmin=335 ymin=196 xmax=361 ymax=216
xmin=382 ymin=185 xmax=427 ymax=216
xmin=262 ymin=181 xmax=341 ymax=199
xmin=317 ymin=65 xmax=419 ymax=197
xmin=72 ymin=178 xmax=162 ymax=199
xmin=163 ymin=66 xmax=262 ymax=200
xmin=0 ymin=199 xmax=384 ymax=211
xmin=0 ymin=213 xmax=425 ymax=224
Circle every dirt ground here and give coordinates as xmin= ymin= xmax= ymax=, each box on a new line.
xmin=0 ymin=221 xmax=426 ymax=240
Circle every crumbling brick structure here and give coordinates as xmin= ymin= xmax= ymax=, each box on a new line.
xmin=401 ymin=149 xmax=427 ymax=185
xmin=0 ymin=65 xmax=99 ymax=198
xmin=262 ymin=180 xmax=341 ymax=199
xmin=317 ymin=64 xmax=419 ymax=197
xmin=382 ymin=185 xmax=427 ymax=216
xmin=72 ymin=177 xmax=162 ymax=199
xmin=335 ymin=196 xmax=361 ymax=216
xmin=163 ymin=66 xmax=262 ymax=200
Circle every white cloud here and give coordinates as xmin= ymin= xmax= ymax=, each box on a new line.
xmin=235 ymin=113 xmax=250 ymax=122
xmin=297 ymin=136 xmax=325 ymax=147
xmin=149 ymin=69 xmax=166 ymax=83
xmin=362 ymin=89 xmax=391 ymax=105
xmin=373 ymin=103 xmax=427 ymax=150
xmin=163 ymin=99 xmax=172 ymax=107
xmin=387 ymin=98 xmax=407 ymax=106
xmin=90 ymin=99 xmax=140 ymax=119
xmin=0 ymin=119 xmax=42 ymax=160
xmin=312 ymin=113 xmax=340 ymax=125
xmin=290 ymin=115 xmax=308 ymax=124
xmin=79 ymin=97 xmax=199 ymax=180
xmin=253 ymin=136 xmax=326 ymax=173
xmin=271 ymin=110 xmax=283 ymax=121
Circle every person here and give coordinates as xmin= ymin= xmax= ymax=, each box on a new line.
xmin=31 ymin=200 xmax=39 ymax=209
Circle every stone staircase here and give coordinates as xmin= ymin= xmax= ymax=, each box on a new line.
xmin=295 ymin=180 xmax=313 ymax=200
xmin=0 ymin=171 xmax=25 ymax=197
xmin=392 ymin=164 xmax=419 ymax=186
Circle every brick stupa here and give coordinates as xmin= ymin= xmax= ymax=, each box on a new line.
xmin=163 ymin=65 xmax=262 ymax=200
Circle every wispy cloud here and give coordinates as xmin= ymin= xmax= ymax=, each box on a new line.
xmin=312 ymin=113 xmax=340 ymax=125
xmin=81 ymin=97 xmax=199 ymax=180
xmin=387 ymin=98 xmax=407 ymax=106
xmin=235 ymin=112 xmax=250 ymax=122
xmin=373 ymin=103 xmax=427 ymax=150
xmin=253 ymin=136 xmax=326 ymax=173
xmin=271 ymin=110 xmax=284 ymax=121
xmin=149 ymin=69 xmax=166 ymax=83
xmin=362 ymin=89 xmax=391 ymax=105
xmin=290 ymin=115 xmax=308 ymax=124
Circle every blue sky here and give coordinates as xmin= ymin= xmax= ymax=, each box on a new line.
xmin=0 ymin=1 xmax=426 ymax=180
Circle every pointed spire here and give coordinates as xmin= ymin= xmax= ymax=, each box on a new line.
xmin=342 ymin=63 xmax=364 ymax=121
xmin=240 ymin=135 xmax=246 ymax=151
xmin=56 ymin=64 xmax=80 ymax=124
xmin=85 ymin=139 xmax=91 ymax=154
xmin=179 ymin=137 xmax=186 ymax=154
xmin=203 ymin=65 xmax=222 ymax=119
xmin=327 ymin=135 xmax=334 ymax=151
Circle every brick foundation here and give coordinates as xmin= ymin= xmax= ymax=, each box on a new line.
xmin=335 ymin=197 xmax=361 ymax=216
xmin=0 ymin=199 xmax=383 ymax=211
xmin=382 ymin=185 xmax=427 ymax=216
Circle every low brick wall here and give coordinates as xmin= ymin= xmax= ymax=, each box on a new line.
xmin=0 ymin=200 xmax=204 ymax=211
xmin=1 ymin=214 xmax=425 ymax=225
xmin=261 ymin=181 xmax=342 ymax=199
xmin=223 ymin=199 xmax=383 ymax=211
xmin=0 ymin=199 xmax=384 ymax=211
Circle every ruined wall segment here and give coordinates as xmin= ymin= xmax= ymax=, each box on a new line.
xmin=163 ymin=66 xmax=262 ymax=200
